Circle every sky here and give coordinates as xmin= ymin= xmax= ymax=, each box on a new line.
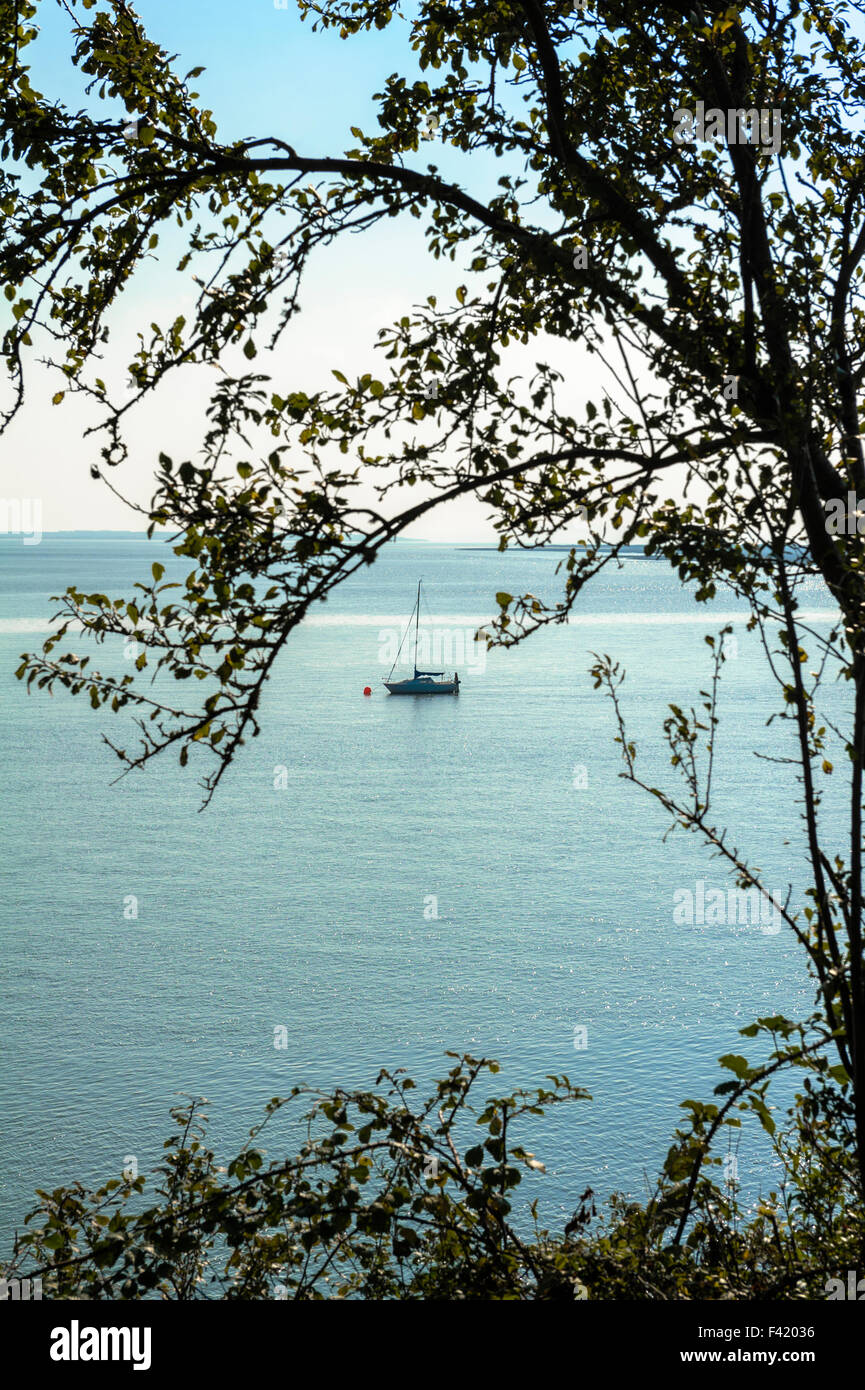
xmin=1 ymin=1 xmax=620 ymax=537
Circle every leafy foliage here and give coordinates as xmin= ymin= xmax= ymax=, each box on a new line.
xmin=6 ymin=1056 xmax=592 ymax=1300
xmin=3 ymin=1043 xmax=859 ymax=1300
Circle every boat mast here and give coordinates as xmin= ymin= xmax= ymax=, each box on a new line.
xmin=414 ymin=579 xmax=421 ymax=675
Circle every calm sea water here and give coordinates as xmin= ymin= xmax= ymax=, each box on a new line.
xmin=0 ymin=537 xmax=842 ymax=1249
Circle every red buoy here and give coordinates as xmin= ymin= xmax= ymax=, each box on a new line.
xmin=363 ymin=686 xmax=372 ymax=696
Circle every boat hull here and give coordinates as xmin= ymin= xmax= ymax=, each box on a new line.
xmin=384 ymin=678 xmax=459 ymax=695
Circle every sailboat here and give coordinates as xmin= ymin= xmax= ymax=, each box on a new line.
xmin=384 ymin=581 xmax=460 ymax=695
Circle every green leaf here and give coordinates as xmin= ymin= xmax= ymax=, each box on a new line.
xmin=718 ymin=1054 xmax=750 ymax=1079
xmin=751 ymin=1096 xmax=776 ymax=1137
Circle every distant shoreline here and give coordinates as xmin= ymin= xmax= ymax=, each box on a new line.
xmin=0 ymin=532 xmax=647 ymax=551
xmin=458 ymin=543 xmax=650 ymax=553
